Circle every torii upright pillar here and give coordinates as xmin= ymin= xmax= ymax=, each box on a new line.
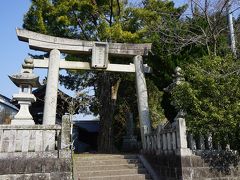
xmin=43 ymin=49 xmax=60 ymax=125
xmin=134 ymin=55 xmax=151 ymax=148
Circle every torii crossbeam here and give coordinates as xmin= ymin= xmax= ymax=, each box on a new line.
xmin=17 ymin=29 xmax=151 ymax=57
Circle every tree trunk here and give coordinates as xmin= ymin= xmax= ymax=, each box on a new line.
xmin=97 ymin=72 xmax=114 ymax=153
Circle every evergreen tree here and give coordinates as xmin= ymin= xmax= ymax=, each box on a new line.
xmin=23 ymin=0 xmax=183 ymax=152
xmin=171 ymin=55 xmax=240 ymax=149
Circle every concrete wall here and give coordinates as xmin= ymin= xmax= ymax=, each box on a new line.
xmin=0 ymin=156 xmax=72 ymax=179
xmin=0 ymin=115 xmax=72 ymax=179
xmin=144 ymin=152 xmax=240 ymax=180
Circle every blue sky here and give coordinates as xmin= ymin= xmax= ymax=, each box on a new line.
xmin=0 ymin=1 xmax=32 ymax=98
xmin=0 ymin=0 xmax=187 ymax=99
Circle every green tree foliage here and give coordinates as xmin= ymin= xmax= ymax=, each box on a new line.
xmin=171 ymin=55 xmax=240 ymax=148
xmin=146 ymin=0 xmax=238 ymax=124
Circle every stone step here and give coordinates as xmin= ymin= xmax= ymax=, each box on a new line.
xmin=78 ymin=168 xmax=147 ymax=178
xmin=79 ymin=174 xmax=151 ymax=180
xmin=75 ymin=154 xmax=137 ymax=160
xmin=76 ymin=159 xmax=139 ymax=166
xmin=74 ymin=163 xmax=143 ymax=171
xmin=73 ymin=154 xmax=152 ymax=180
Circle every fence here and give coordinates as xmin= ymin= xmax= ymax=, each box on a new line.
xmin=143 ymin=115 xmax=235 ymax=156
xmin=143 ymin=115 xmax=191 ymax=156
xmin=0 ymin=125 xmax=60 ymax=152
xmin=0 ymin=115 xmax=71 ymax=156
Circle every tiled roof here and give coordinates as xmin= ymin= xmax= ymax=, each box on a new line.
xmin=0 ymin=94 xmax=19 ymax=111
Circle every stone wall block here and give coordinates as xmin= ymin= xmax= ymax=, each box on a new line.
xmin=182 ymin=167 xmax=193 ymax=180
xmin=31 ymin=173 xmax=50 ymax=180
xmin=0 ymin=173 xmax=51 ymax=180
xmin=11 ymin=158 xmax=28 ymax=174
xmin=0 ymin=157 xmax=72 ymax=178
xmin=231 ymin=167 xmax=240 ymax=177
xmin=25 ymin=159 xmax=43 ymax=174
xmin=190 ymin=156 xmax=204 ymax=167
xmin=181 ymin=156 xmax=192 ymax=167
xmin=50 ymin=172 xmax=72 ymax=180
xmin=193 ymin=167 xmax=216 ymax=179
xmin=169 ymin=155 xmax=181 ymax=167
xmin=0 ymin=159 xmax=11 ymax=175
xmin=42 ymin=158 xmax=58 ymax=173
xmin=60 ymin=159 xmax=72 ymax=172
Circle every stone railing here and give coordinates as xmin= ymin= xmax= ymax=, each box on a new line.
xmin=143 ymin=114 xmax=191 ymax=156
xmin=186 ymin=133 xmax=234 ymax=155
xmin=0 ymin=115 xmax=71 ymax=157
xmin=0 ymin=125 xmax=61 ymax=153
xmin=143 ymin=115 xmax=234 ymax=156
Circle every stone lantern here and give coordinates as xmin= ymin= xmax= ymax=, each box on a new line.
xmin=9 ymin=57 xmax=41 ymax=125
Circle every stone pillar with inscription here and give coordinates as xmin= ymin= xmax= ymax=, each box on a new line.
xmin=122 ymin=112 xmax=138 ymax=152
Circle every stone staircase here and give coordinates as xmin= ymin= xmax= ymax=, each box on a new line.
xmin=73 ymin=154 xmax=152 ymax=180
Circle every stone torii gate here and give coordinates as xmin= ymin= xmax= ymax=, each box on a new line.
xmin=16 ymin=29 xmax=152 ymax=145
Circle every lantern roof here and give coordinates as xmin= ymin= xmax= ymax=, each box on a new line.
xmin=9 ymin=72 xmax=41 ymax=88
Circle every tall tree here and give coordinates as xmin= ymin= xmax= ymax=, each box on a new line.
xmin=23 ymin=0 xmax=186 ymax=152
xmin=171 ymin=55 xmax=240 ymax=149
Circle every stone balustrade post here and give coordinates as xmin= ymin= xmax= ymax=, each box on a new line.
xmin=154 ymin=135 xmax=157 ymax=151
xmin=188 ymin=134 xmax=196 ymax=150
xmin=176 ymin=117 xmax=192 ymax=156
xmin=59 ymin=115 xmax=71 ymax=158
xmin=200 ymin=136 xmax=205 ymax=150
xmin=167 ymin=133 xmax=172 ymax=151
xmin=172 ymin=132 xmax=177 ymax=150
xmin=150 ymin=136 xmax=154 ymax=152
xmin=163 ymin=133 xmax=167 ymax=152
xmin=206 ymin=134 xmax=213 ymax=150
xmin=157 ymin=133 xmax=161 ymax=150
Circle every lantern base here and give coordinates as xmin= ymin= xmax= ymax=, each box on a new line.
xmin=11 ymin=119 xmax=35 ymax=125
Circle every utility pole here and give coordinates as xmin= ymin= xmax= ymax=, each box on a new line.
xmin=227 ymin=0 xmax=237 ymax=57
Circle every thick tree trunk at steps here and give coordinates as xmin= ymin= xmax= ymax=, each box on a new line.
xmin=97 ymin=72 xmax=117 ymax=153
